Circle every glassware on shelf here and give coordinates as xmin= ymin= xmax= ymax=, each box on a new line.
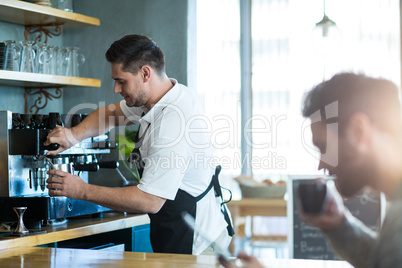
xmin=35 ymin=43 xmax=52 ymax=74
xmin=20 ymin=40 xmax=36 ymax=73
xmin=3 ymin=40 xmax=21 ymax=71
xmin=53 ymin=46 xmax=67 ymax=75
xmin=48 ymin=45 xmax=56 ymax=75
xmin=65 ymin=46 xmax=85 ymax=77
xmin=55 ymin=0 xmax=73 ymax=12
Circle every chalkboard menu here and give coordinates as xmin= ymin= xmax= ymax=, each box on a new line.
xmin=289 ymin=177 xmax=382 ymax=260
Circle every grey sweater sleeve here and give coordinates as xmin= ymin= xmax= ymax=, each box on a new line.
xmin=372 ymin=200 xmax=402 ymax=268
xmin=323 ymin=209 xmax=377 ymax=268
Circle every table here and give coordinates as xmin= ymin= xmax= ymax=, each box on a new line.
xmin=0 ymin=212 xmax=149 ymax=250
xmin=227 ymin=198 xmax=287 ymax=254
xmin=0 ymin=246 xmax=353 ymax=267
xmin=227 ymin=198 xmax=287 ymax=219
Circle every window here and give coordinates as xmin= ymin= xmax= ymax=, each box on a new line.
xmin=197 ymin=0 xmax=242 ymax=194
xmin=197 ymin=0 xmax=400 ymax=193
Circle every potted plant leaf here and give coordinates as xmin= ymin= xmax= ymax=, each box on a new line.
xmin=115 ymin=127 xmax=140 ymax=183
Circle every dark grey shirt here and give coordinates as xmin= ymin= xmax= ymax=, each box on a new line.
xmin=324 ymin=190 xmax=402 ymax=268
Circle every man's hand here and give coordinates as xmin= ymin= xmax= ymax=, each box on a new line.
xmin=46 ymin=170 xmax=87 ymax=200
xmin=44 ymin=126 xmax=80 ymax=156
xmin=299 ymin=180 xmax=346 ymax=232
xmin=218 ymin=252 xmax=264 ymax=268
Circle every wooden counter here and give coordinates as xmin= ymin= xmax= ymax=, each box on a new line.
xmin=0 ymin=212 xmax=149 ymax=250
xmin=0 ymin=209 xmax=353 ymax=267
xmin=0 ymin=246 xmax=353 ymax=267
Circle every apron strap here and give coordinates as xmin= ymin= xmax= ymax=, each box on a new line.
xmin=194 ymin=165 xmax=222 ymax=201
xmin=129 ymin=122 xmax=151 ymax=178
xmin=195 ymin=165 xmax=235 ymax=237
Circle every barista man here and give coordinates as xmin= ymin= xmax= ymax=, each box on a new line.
xmin=45 ymin=34 xmax=233 ymax=255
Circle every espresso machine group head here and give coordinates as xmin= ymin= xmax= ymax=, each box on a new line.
xmin=0 ymin=110 xmax=119 ymax=227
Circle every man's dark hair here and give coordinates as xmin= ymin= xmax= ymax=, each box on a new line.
xmin=302 ymin=72 xmax=401 ymax=133
xmin=105 ymin=34 xmax=165 ymax=75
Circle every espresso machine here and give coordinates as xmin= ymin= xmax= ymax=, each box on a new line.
xmin=0 ymin=110 xmax=120 ymax=228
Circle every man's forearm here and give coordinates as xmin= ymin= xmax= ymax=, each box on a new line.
xmin=71 ymin=103 xmax=126 ymax=142
xmin=82 ymin=183 xmax=166 ymax=214
xmin=323 ymin=210 xmax=377 ymax=268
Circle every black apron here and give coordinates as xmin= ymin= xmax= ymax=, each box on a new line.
xmin=129 ymin=122 xmax=234 ymax=254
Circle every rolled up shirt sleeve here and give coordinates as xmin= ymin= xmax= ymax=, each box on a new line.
xmin=323 ymin=209 xmax=377 ymax=268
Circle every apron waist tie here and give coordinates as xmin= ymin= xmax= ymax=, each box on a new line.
xmin=195 ymin=165 xmax=235 ymax=237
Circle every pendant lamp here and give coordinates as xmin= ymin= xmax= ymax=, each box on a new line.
xmin=315 ymin=0 xmax=337 ymax=37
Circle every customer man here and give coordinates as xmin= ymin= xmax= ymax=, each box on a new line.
xmin=220 ymin=73 xmax=402 ymax=267
xmin=45 ymin=34 xmax=232 ymax=255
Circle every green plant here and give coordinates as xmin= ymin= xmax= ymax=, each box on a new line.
xmin=116 ymin=128 xmax=140 ymax=182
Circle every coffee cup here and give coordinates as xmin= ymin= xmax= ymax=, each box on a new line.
xmin=298 ymin=180 xmax=328 ymax=215
xmin=51 ymin=163 xmax=74 ymax=175
xmin=48 ymin=163 xmax=73 ymax=192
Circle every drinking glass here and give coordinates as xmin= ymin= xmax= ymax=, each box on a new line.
xmin=53 ymin=46 xmax=67 ymax=75
xmin=3 ymin=40 xmax=20 ymax=71
xmin=65 ymin=47 xmax=85 ymax=77
xmin=20 ymin=41 xmax=36 ymax=73
xmin=55 ymin=0 xmax=73 ymax=12
xmin=48 ymin=45 xmax=57 ymax=75
xmin=36 ymin=43 xmax=52 ymax=74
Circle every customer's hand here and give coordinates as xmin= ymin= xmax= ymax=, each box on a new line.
xmin=299 ymin=180 xmax=346 ymax=232
xmin=219 ymin=252 xmax=264 ymax=268
xmin=44 ymin=126 xmax=80 ymax=155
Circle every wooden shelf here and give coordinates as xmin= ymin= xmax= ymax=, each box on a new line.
xmin=0 ymin=0 xmax=100 ymax=28
xmin=0 ymin=70 xmax=101 ymax=88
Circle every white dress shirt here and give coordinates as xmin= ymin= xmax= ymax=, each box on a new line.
xmin=120 ymin=78 xmax=231 ymax=254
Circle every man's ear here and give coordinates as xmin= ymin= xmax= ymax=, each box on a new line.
xmin=345 ymin=112 xmax=372 ymax=152
xmin=140 ymin=66 xmax=151 ymax=82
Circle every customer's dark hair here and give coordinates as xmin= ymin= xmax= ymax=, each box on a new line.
xmin=105 ymin=34 xmax=165 ymax=75
xmin=302 ymin=72 xmax=401 ymax=133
